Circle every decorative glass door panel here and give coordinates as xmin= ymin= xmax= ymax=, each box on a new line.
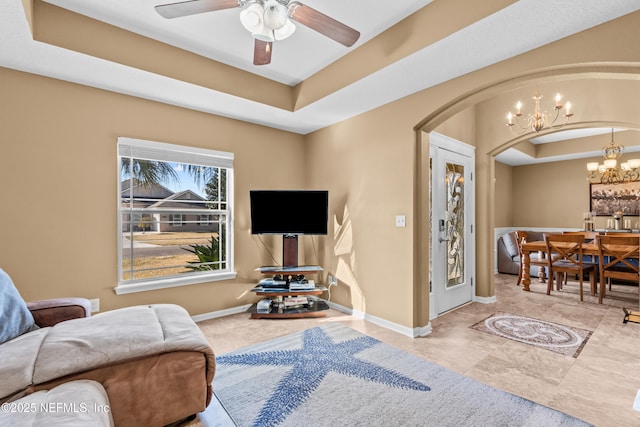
xmin=445 ymin=162 xmax=464 ymax=288
xmin=429 ymin=133 xmax=475 ymax=315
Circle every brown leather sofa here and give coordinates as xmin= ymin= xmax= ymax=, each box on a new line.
xmin=497 ymin=230 xmax=546 ymax=277
xmin=0 ymin=269 xmax=215 ymax=427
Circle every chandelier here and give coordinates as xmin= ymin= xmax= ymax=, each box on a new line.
xmin=506 ymin=92 xmax=573 ymax=134
xmin=587 ymin=129 xmax=640 ymax=184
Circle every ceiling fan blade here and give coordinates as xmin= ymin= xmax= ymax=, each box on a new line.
xmin=253 ymin=39 xmax=273 ymax=66
xmin=155 ymin=0 xmax=240 ymax=19
xmin=288 ymin=2 xmax=360 ymax=47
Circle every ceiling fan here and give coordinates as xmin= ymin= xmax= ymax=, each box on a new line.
xmin=155 ymin=0 xmax=360 ymax=66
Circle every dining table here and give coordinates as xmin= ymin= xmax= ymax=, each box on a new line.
xmin=519 ymin=240 xmax=640 ymax=307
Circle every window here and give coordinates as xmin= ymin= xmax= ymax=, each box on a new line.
xmin=116 ymin=137 xmax=235 ymax=294
xmin=198 ymin=214 xmax=211 ymax=226
xmin=172 ymin=214 xmax=184 ymax=226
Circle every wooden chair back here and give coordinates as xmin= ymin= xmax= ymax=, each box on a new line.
xmin=596 ymin=234 xmax=640 ymax=304
xmin=515 ymin=230 xmax=528 ymax=255
xmin=545 ymin=234 xmax=584 ymax=267
xmin=514 ymin=231 xmax=527 ymax=286
xmin=562 ymin=231 xmax=598 ymax=263
xmin=544 ymin=233 xmax=596 ymax=301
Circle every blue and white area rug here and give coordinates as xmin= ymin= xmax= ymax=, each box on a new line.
xmin=213 ymin=323 xmax=592 ymax=426
xmin=470 ymin=312 xmax=593 ymax=358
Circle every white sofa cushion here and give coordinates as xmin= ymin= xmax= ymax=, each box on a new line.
xmin=0 ymin=328 xmax=49 ymax=400
xmin=33 ymin=304 xmax=211 ymax=385
xmin=0 ymin=380 xmax=113 ymax=427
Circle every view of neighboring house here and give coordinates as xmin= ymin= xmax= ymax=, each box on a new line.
xmin=121 ymin=179 xmax=215 ymax=233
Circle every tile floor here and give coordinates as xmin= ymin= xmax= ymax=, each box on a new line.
xmin=189 ymin=274 xmax=640 ymax=427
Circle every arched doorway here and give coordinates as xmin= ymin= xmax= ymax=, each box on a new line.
xmin=415 ymin=70 xmax=640 ymax=323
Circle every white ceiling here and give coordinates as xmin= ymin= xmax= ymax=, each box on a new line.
xmin=42 ymin=0 xmax=434 ymax=86
xmin=529 ymin=128 xmax=616 ymax=145
xmin=495 ymin=128 xmax=640 ymax=166
xmin=1 ymin=0 xmax=640 ymax=145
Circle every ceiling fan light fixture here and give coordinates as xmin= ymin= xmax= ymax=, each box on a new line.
xmin=274 ymin=19 xmax=295 ymax=40
xmin=263 ymin=0 xmax=288 ymax=30
xmin=240 ymin=3 xmax=264 ymax=33
xmin=253 ymin=27 xmax=275 ymax=43
xmin=156 ymin=0 xmax=361 ymax=64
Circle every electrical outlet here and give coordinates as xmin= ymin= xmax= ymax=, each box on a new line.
xmin=328 ymin=275 xmax=338 ymax=286
xmin=89 ymin=298 xmax=100 ymax=313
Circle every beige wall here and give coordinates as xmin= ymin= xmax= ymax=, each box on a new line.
xmin=494 ymin=162 xmax=513 ymax=227
xmin=310 ymin=11 xmax=640 ymax=325
xmin=512 ymin=158 xmax=596 ymax=228
xmin=305 ymin=104 xmax=421 ymax=327
xmin=2 ymin=9 xmax=640 ymax=331
xmin=0 ymin=68 xmax=306 ymax=315
xmin=434 ymin=107 xmax=477 ymax=145
xmin=504 ymin=154 xmax=640 ymax=230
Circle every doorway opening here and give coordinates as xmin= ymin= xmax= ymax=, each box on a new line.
xmin=429 ymin=132 xmax=476 ymax=317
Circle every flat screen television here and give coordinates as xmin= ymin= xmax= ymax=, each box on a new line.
xmin=250 ymin=190 xmax=328 ymax=235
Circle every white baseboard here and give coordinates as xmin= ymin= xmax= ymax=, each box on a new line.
xmin=474 ymin=295 xmax=497 ymax=304
xmin=191 ymin=304 xmax=252 ymax=323
xmin=327 ymin=301 xmax=432 ymax=338
xmin=192 ymin=301 xmax=433 ymax=338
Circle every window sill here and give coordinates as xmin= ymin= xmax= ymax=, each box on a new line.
xmin=114 ymin=271 xmax=237 ymax=295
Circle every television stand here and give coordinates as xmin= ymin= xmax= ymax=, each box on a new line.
xmin=282 ymin=234 xmax=298 ymax=268
xmin=248 ymin=265 xmax=328 ymax=319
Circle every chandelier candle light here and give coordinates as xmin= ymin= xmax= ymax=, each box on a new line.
xmin=506 ymin=92 xmax=573 ymax=134
xmin=586 ymin=129 xmax=640 ymax=184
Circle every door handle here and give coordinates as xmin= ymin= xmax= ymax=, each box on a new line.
xmin=439 ymin=237 xmax=449 ymax=243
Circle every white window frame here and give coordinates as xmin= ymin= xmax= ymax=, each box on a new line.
xmin=172 ymin=214 xmax=184 ymax=226
xmin=198 ymin=214 xmax=211 ymax=226
xmin=115 ymin=137 xmax=236 ymax=295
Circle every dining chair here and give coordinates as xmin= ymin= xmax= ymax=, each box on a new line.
xmin=544 ymin=234 xmax=597 ymax=301
xmin=561 ymin=231 xmax=599 ymax=284
xmin=515 ymin=230 xmax=547 ymax=286
xmin=596 ymin=235 xmax=640 ymax=304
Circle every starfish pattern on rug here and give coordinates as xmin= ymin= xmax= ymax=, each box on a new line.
xmin=216 ymin=326 xmax=431 ymax=427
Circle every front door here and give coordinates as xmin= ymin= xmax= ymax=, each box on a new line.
xmin=430 ymin=133 xmax=475 ymax=315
